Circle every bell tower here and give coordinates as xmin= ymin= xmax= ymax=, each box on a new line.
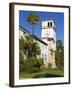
xmin=41 ymin=20 xmax=56 ymax=68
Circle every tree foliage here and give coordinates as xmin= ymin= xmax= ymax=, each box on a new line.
xmin=27 ymin=13 xmax=40 ymax=24
xmin=55 ymin=40 xmax=64 ymax=69
xmin=19 ymin=51 xmax=25 ymax=64
xmin=27 ymin=13 xmax=40 ymax=34
xmin=19 ymin=35 xmax=41 ymax=63
xmin=20 ymin=58 xmax=43 ymax=73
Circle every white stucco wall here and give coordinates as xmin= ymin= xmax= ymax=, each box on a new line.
xmin=19 ymin=30 xmax=24 ymax=39
xmin=36 ymin=40 xmax=48 ymax=65
xmin=41 ymin=20 xmax=56 ymax=51
xmin=48 ymin=41 xmax=56 ymax=51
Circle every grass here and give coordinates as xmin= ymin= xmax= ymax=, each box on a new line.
xmin=19 ymin=69 xmax=64 ymax=79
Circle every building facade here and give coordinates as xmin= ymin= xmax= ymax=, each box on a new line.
xmin=19 ymin=26 xmax=48 ymax=65
xmin=19 ymin=20 xmax=56 ymax=68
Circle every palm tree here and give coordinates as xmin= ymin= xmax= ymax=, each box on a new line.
xmin=24 ymin=35 xmax=41 ymax=58
xmin=19 ymin=35 xmax=41 ymax=60
xmin=27 ymin=13 xmax=40 ymax=35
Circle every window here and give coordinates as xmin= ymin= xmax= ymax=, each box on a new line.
xmin=53 ymin=40 xmax=55 ymax=44
xmin=23 ymin=32 xmax=25 ymax=34
xmin=42 ymin=54 xmax=44 ymax=59
xmin=48 ymin=22 xmax=49 ymax=27
xmin=45 ymin=55 xmax=47 ymax=60
xmin=48 ymin=22 xmax=52 ymax=27
xmin=51 ymin=52 xmax=53 ymax=56
xmin=50 ymin=22 xmax=52 ymax=27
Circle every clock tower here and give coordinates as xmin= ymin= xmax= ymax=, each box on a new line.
xmin=41 ymin=20 xmax=56 ymax=68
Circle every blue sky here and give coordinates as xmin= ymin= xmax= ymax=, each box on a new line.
xmin=19 ymin=11 xmax=64 ymax=43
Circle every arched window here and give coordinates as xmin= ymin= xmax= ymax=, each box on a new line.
xmin=45 ymin=55 xmax=47 ymax=60
xmin=50 ymin=22 xmax=52 ymax=27
xmin=42 ymin=54 xmax=44 ymax=59
xmin=48 ymin=22 xmax=49 ymax=27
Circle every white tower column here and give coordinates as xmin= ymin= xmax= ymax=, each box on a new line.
xmin=41 ymin=20 xmax=56 ymax=68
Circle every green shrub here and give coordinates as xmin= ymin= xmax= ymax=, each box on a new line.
xmin=19 ymin=51 xmax=25 ymax=64
xmin=19 ymin=64 xmax=26 ymax=73
xmin=20 ymin=58 xmax=43 ymax=73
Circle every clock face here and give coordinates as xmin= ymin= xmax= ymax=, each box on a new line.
xmin=44 ymin=31 xmax=50 ymax=36
xmin=47 ymin=31 xmax=50 ymax=35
